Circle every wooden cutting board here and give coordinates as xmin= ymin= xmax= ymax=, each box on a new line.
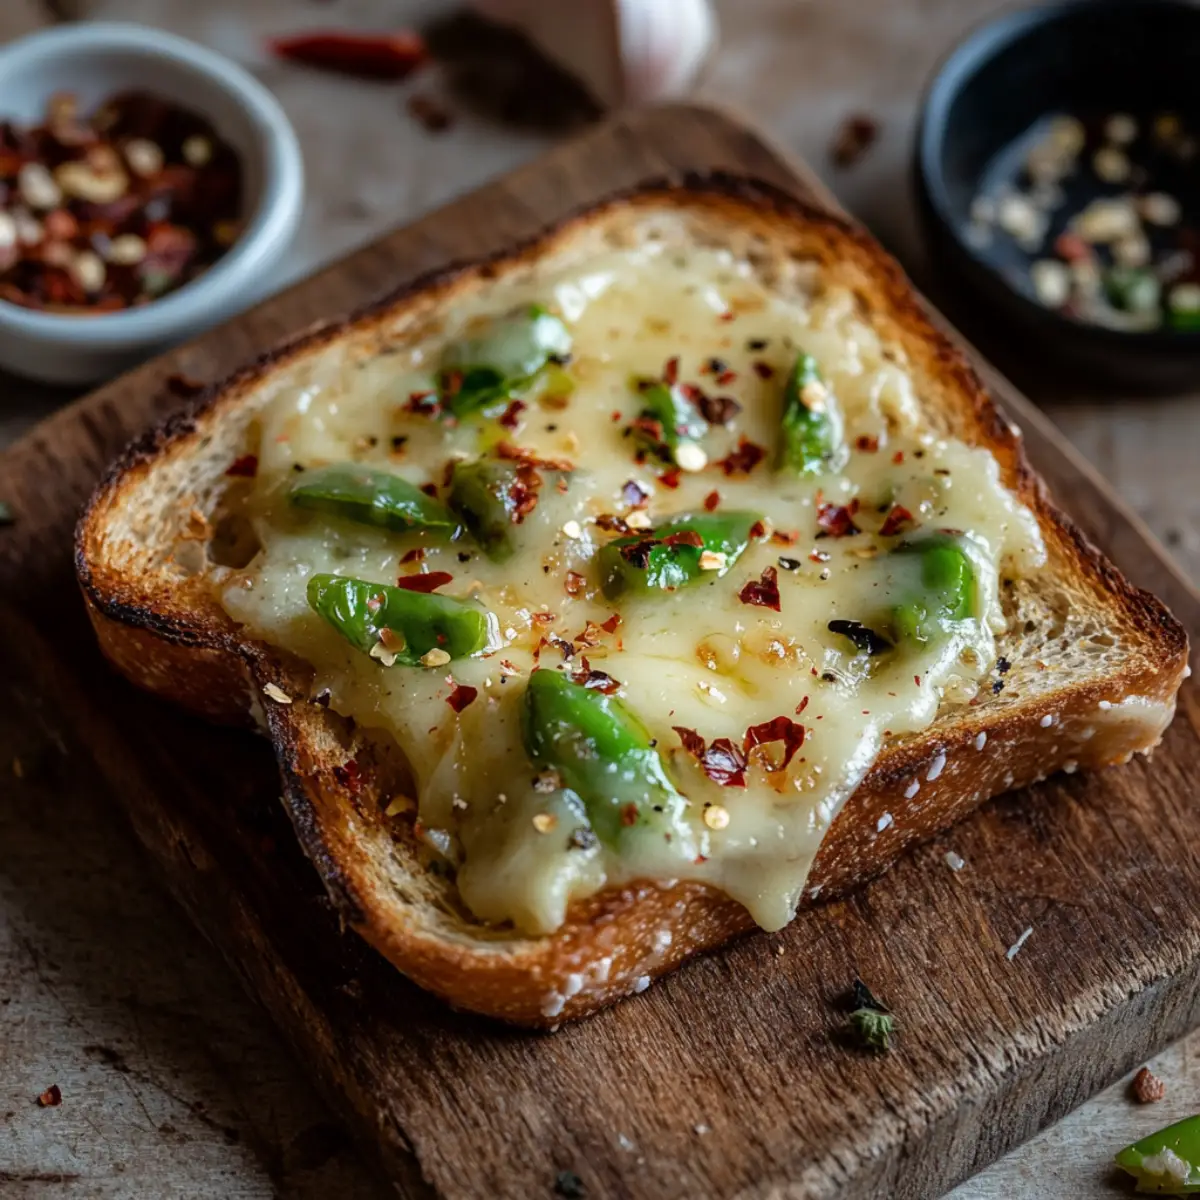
xmin=2 ymin=104 xmax=1199 ymax=1200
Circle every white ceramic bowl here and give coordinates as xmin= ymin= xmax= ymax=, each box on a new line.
xmin=0 ymin=22 xmax=304 ymax=385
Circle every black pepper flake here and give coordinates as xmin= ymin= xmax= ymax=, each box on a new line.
xmin=548 ymin=352 xmax=573 ymax=367
xmin=313 ymin=688 xmax=332 ymax=708
xmin=391 ymin=435 xmax=408 ymax=450
xmin=746 ymin=337 xmax=769 ymax=350
xmin=828 ymin=619 xmax=892 ymax=656
xmin=554 ymin=1170 xmax=586 ymax=1198
xmin=996 ymin=655 xmax=1011 ymax=675
xmin=778 ymin=556 xmax=802 ymax=571
xmin=292 ymin=463 xmax=306 ymax=473
xmin=0 ymin=500 xmax=14 ymax=525
xmin=568 ymin=827 xmax=599 ymax=851
xmin=992 ymin=679 xmax=1005 ymax=695
xmin=457 ymin=551 xmax=472 ymax=563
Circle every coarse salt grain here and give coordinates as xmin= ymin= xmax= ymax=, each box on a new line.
xmin=903 ymin=778 xmax=920 ymax=799
xmin=944 ymin=850 xmax=965 ymax=871
xmin=927 ymin=752 xmax=946 ymax=781
xmin=876 ymin=812 xmax=893 ymax=832
xmin=698 ymin=550 xmax=726 ymax=570
xmin=421 ymin=648 xmax=451 ymax=667
xmin=675 ymin=442 xmax=708 ymax=472
xmin=974 ymin=731 xmax=988 ymax=751
xmin=262 ymin=683 xmax=292 ymax=704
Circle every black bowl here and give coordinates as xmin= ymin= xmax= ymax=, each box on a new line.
xmin=916 ymin=0 xmax=1200 ymax=391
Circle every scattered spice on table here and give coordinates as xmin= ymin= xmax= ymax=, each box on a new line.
xmin=270 ymin=30 xmax=428 ymax=81
xmin=1132 ymin=1067 xmax=1166 ymax=1104
xmin=967 ymin=110 xmax=1200 ymax=331
xmin=0 ymin=90 xmax=243 ymax=313
xmin=830 ymin=114 xmax=880 ymax=169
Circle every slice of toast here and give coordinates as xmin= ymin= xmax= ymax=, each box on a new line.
xmin=76 ymin=174 xmax=1189 ymax=1026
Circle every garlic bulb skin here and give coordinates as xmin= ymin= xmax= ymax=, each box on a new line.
xmin=470 ymin=0 xmax=717 ymax=108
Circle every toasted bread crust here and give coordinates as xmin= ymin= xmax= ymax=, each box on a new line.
xmin=77 ymin=174 xmax=1189 ymax=1025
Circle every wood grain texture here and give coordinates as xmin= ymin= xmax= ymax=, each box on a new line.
xmin=3 ymin=105 xmax=1200 ymax=1200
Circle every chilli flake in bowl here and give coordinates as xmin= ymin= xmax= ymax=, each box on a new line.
xmin=965 ymin=110 xmax=1200 ymax=333
xmin=0 ymin=89 xmax=243 ymax=314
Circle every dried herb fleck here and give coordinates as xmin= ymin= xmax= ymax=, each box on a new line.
xmin=846 ymin=978 xmax=895 ymax=1052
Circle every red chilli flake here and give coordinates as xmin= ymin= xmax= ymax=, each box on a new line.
xmin=495 ymin=440 xmax=574 ymax=472
xmin=446 ymin=682 xmax=478 ymax=713
xmin=395 ymin=571 xmax=453 ymax=593
xmin=892 ymin=450 xmax=905 ymax=465
xmin=601 ymin=612 xmax=622 ymax=634
xmin=225 ymin=454 xmax=258 ymax=478
xmin=702 ymin=739 xmax=748 ymax=787
xmin=620 ymin=803 xmax=640 ymax=827
xmin=816 ymin=497 xmax=860 ymax=538
xmin=420 ymin=482 xmax=439 ymax=498
xmin=753 ymin=361 xmax=775 ymax=380
xmin=618 ymin=537 xmax=659 ymax=568
xmin=772 ymin=529 xmax=800 ymax=546
xmin=498 ymin=399 xmax=527 ymax=429
xmin=739 ymin=566 xmax=781 ymax=611
xmin=697 ymin=393 xmax=742 ymax=426
xmin=703 ymin=490 xmax=721 ymax=512
xmin=333 ymin=760 xmax=363 ymax=793
xmin=658 ymin=467 xmax=682 ymax=490
xmin=672 ymin=726 xmax=748 ymax=788
xmin=595 ymin=513 xmax=631 ymax=534
xmin=715 ymin=369 xmax=737 ymax=386
xmin=879 ymin=504 xmax=915 ymax=537
xmin=571 ymin=656 xmax=621 ymax=695
xmin=404 ymin=389 xmax=440 ymax=416
xmin=663 ymin=356 xmax=680 ymax=385
xmin=662 ymin=530 xmax=704 ymax=549
xmin=622 ymin=479 xmax=651 ymax=508
xmin=37 ymin=1084 xmax=62 ymax=1107
xmin=717 ymin=436 xmax=767 ymax=477
xmin=531 ymin=611 xmax=557 ymax=626
xmin=673 ymin=726 xmax=707 ymax=757
xmin=749 ymin=519 xmax=767 ymax=540
xmin=796 ymin=696 xmax=810 ymax=715
xmin=564 ymin=570 xmax=586 ymax=597
xmin=400 ymin=547 xmax=426 ymax=564
xmin=719 ymin=310 xmax=736 ymax=322
xmin=743 ymin=717 xmax=806 ymax=772
xmin=855 ymin=434 xmax=880 ymax=453
xmin=270 ymin=30 xmax=428 ymax=80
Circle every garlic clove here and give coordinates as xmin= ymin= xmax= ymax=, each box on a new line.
xmin=470 ymin=0 xmax=717 ymax=108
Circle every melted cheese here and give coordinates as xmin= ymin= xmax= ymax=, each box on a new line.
xmin=220 ymin=244 xmax=1045 ymax=935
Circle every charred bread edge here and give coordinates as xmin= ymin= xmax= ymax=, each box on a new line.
xmin=75 ymin=172 xmax=1190 ymax=1025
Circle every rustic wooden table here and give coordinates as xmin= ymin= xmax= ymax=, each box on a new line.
xmin=2 ymin=2 xmax=1197 ymax=1197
